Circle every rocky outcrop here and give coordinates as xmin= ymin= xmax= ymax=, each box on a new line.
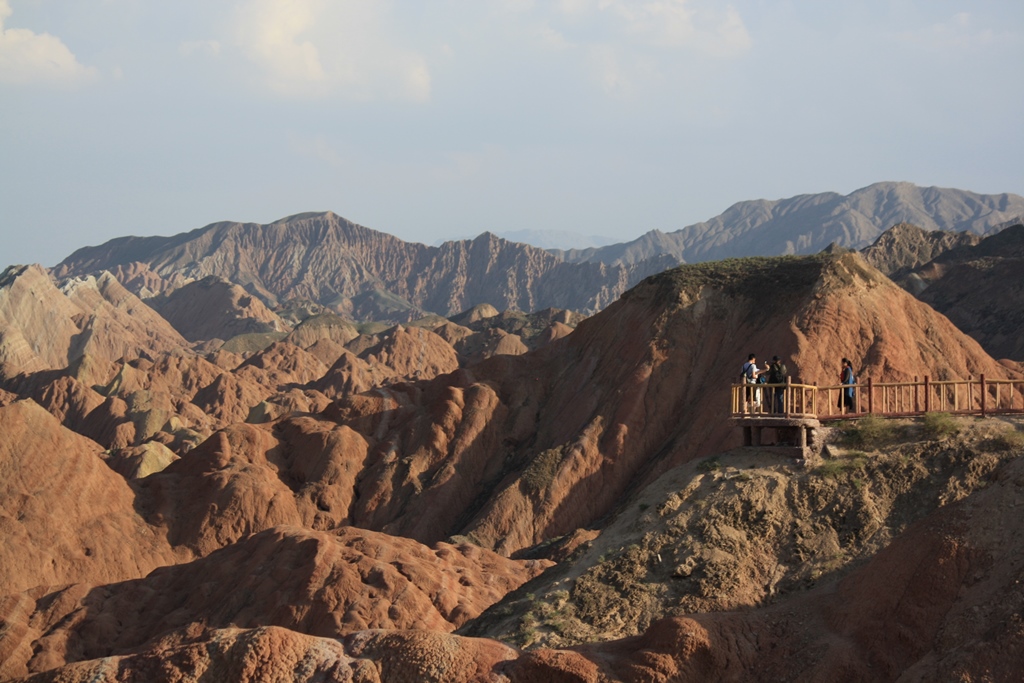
xmin=0 ymin=265 xmax=190 ymax=381
xmin=860 ymin=221 xmax=983 ymax=279
xmin=357 ymin=325 xmax=460 ymax=383
xmin=283 ymin=312 xmax=360 ymax=349
xmin=0 ymin=266 xmax=92 ymax=379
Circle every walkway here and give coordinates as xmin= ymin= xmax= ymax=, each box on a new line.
xmin=731 ymin=375 xmax=1024 ymax=422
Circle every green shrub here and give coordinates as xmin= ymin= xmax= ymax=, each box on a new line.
xmin=697 ymin=457 xmax=721 ymax=473
xmin=839 ymin=415 xmax=896 ymax=449
xmin=521 ymin=447 xmax=566 ymax=495
xmin=817 ymin=453 xmax=868 ymax=479
xmin=922 ymin=412 xmax=960 ymax=440
xmin=988 ymin=428 xmax=1024 ymax=452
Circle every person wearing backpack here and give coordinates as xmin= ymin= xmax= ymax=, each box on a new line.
xmin=767 ymin=355 xmax=788 ymax=413
xmin=741 ymin=353 xmax=765 ymax=412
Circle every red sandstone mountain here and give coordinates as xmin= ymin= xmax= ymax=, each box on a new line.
xmin=5 ymin=446 xmax=1022 ymax=681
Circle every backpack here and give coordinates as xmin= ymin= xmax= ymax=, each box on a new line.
xmin=768 ymin=361 xmax=787 ymax=384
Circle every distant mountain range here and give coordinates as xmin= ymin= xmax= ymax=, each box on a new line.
xmin=50 ymin=182 xmax=1023 ymax=326
xmin=549 ymin=181 xmax=1024 ymax=265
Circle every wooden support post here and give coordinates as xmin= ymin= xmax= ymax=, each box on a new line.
xmin=785 ymin=376 xmax=791 ymax=417
xmin=968 ymin=376 xmax=974 ymax=413
xmin=914 ymin=376 xmax=919 ymax=413
xmin=867 ymin=377 xmax=874 ymax=415
xmin=924 ymin=376 xmax=930 ymax=413
xmin=980 ymin=374 xmax=987 ymax=417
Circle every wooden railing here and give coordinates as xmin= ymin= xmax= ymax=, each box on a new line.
xmin=730 ymin=375 xmax=1024 ymax=421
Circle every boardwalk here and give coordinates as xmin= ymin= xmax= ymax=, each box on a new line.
xmin=731 ymin=375 xmax=1024 ymax=422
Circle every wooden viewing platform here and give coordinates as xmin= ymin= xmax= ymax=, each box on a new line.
xmin=730 ymin=375 xmax=1024 ymax=459
xmin=731 ymin=375 xmax=1024 ymax=422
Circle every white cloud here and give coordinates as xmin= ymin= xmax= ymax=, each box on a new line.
xmin=228 ymin=0 xmax=431 ymax=101
xmin=0 ymin=0 xmax=97 ymax=85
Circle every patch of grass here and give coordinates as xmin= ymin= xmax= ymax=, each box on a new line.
xmin=356 ymin=321 xmax=391 ymax=335
xmin=817 ymin=452 xmax=868 ymax=479
xmin=840 ymin=415 xmax=897 ymax=449
xmin=521 ymin=446 xmax=567 ymax=496
xmin=987 ymin=428 xmax=1024 ymax=452
xmin=221 ymin=331 xmax=288 ymax=355
xmin=921 ymin=412 xmax=961 ymax=440
xmin=697 ymin=457 xmax=722 ymax=473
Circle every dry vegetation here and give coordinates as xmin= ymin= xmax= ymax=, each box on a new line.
xmin=462 ymin=414 xmax=1024 ymax=649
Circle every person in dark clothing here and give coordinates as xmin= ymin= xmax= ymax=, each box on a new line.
xmin=767 ymin=355 xmax=788 ymax=413
xmin=839 ymin=358 xmax=856 ymax=412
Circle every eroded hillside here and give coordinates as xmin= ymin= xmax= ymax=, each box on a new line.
xmin=2 ymin=249 xmax=1023 ymax=682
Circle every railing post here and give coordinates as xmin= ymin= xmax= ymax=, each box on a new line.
xmin=785 ymin=376 xmax=791 ymax=417
xmin=914 ymin=376 xmax=919 ymax=413
xmin=867 ymin=377 xmax=874 ymax=415
xmin=924 ymin=376 xmax=930 ymax=413
xmin=980 ymin=374 xmax=987 ymax=417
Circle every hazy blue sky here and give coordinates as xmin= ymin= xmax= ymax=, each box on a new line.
xmin=2 ymin=0 xmax=1022 ymax=267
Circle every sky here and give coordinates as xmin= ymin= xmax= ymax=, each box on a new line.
xmin=1 ymin=0 xmax=1022 ymax=267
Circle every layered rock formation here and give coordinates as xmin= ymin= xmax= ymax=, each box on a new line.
xmin=0 ymin=265 xmax=189 ymax=381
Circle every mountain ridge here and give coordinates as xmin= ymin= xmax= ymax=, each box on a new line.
xmin=550 ymin=181 xmax=1024 ymax=266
